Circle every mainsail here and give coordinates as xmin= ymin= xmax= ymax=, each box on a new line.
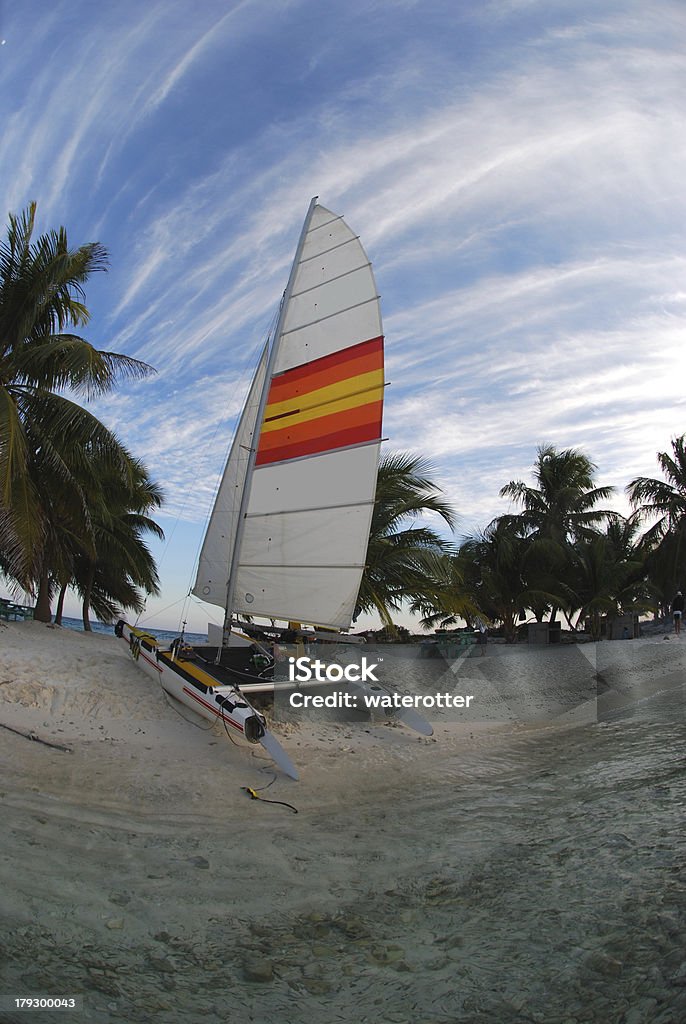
xmin=193 ymin=200 xmax=384 ymax=630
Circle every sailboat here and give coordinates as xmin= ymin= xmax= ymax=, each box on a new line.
xmin=116 ymin=198 xmax=431 ymax=780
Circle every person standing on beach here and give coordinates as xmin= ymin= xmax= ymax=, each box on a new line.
xmin=672 ymin=591 xmax=684 ymax=635
xmin=476 ymin=619 xmax=488 ymax=656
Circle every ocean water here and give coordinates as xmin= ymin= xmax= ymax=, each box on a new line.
xmin=60 ymin=615 xmax=208 ymax=646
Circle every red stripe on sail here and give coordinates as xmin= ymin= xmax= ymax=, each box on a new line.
xmin=269 ymin=336 xmax=382 ymax=393
xmin=256 ymin=399 xmax=383 ymax=466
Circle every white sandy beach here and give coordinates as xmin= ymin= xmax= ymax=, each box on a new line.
xmin=1 ymin=620 xmax=685 ymax=1023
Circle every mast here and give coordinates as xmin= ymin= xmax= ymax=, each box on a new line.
xmin=220 ymin=196 xmax=320 ymax=646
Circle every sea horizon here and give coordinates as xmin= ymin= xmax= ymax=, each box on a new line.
xmin=59 ymin=615 xmax=208 ymax=646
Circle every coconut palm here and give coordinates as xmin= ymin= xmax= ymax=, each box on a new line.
xmin=355 ymin=451 xmax=457 ymax=626
xmin=0 ymin=203 xmax=153 ymax=605
xmin=627 ymin=435 xmax=686 ymax=613
xmin=63 ymin=454 xmax=164 ymax=630
xmin=565 ymin=516 xmax=648 ymax=639
xmin=14 ymin=407 xmax=142 ymax=620
xmin=501 ymin=445 xmax=614 ymax=544
xmin=411 ymin=549 xmax=480 ymax=630
xmin=453 ymin=517 xmax=562 ymax=643
xmin=500 ymin=445 xmax=614 ymax=622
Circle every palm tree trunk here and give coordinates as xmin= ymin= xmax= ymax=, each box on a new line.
xmin=590 ymin=610 xmax=601 ymax=641
xmin=82 ymin=565 xmax=95 ymax=631
xmin=34 ymin=568 xmax=52 ymax=623
xmin=54 ymin=584 xmax=67 ymax=625
xmin=503 ymin=610 xmax=517 ymax=643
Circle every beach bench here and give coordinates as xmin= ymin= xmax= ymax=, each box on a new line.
xmin=0 ymin=599 xmax=34 ymax=621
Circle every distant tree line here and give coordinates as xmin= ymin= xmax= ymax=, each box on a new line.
xmin=359 ymin=441 xmax=686 ymax=642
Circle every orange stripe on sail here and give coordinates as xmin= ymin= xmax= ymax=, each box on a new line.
xmin=255 ymin=399 xmax=382 ymax=466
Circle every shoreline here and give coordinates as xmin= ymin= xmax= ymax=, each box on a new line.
xmin=1 ymin=618 xmax=683 ymax=809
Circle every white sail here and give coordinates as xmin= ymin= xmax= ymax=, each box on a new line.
xmin=193 ymin=344 xmax=269 ymax=608
xmin=195 ymin=201 xmax=384 ymax=630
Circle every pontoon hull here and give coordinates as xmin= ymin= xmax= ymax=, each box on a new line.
xmin=115 ymin=621 xmax=298 ymax=779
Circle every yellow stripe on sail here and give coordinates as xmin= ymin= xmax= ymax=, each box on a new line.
xmin=262 ymin=369 xmax=384 ymax=432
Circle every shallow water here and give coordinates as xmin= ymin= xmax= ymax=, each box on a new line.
xmin=2 ymin=643 xmax=685 ymax=1023
xmin=257 ymin=681 xmax=685 ymax=1023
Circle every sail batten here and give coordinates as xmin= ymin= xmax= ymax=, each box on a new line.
xmin=194 ymin=201 xmax=384 ymax=630
xmin=245 ymin=499 xmax=374 ymax=519
xmin=280 ymin=296 xmax=381 ymax=337
xmin=308 ymin=213 xmax=344 ymax=232
xmin=290 ymin=262 xmax=372 ymax=299
xmin=300 ymin=236 xmax=360 ymax=263
xmin=240 ymin=563 xmax=366 ymax=569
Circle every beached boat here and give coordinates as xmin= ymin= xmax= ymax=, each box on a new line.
xmin=117 ymin=198 xmax=430 ymax=779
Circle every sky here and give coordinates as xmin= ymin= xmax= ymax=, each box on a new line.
xmin=2 ymin=0 xmax=686 ymax=634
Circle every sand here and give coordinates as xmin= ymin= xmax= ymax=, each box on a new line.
xmin=1 ymin=620 xmax=685 ymax=1023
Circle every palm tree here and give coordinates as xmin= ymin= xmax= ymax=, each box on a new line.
xmin=452 ymin=518 xmax=558 ymax=643
xmin=355 ymin=451 xmax=457 ymax=627
xmin=500 ymin=445 xmax=614 ymax=622
xmin=627 ymin=435 xmax=686 ymax=614
xmin=566 ymin=516 xmax=648 ymax=639
xmin=0 ymin=203 xmax=153 ymax=612
xmin=411 ymin=549 xmax=480 ymax=630
xmin=68 ymin=454 xmax=164 ymax=630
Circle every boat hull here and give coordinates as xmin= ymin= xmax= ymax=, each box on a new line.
xmin=115 ymin=621 xmax=298 ymax=779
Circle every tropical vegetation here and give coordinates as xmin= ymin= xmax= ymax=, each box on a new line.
xmin=354 ymin=451 xmax=458 ymax=627
xmin=627 ymin=435 xmax=686 ymax=618
xmin=0 ymin=203 xmax=163 ymax=627
xmin=369 ymin=440 xmax=684 ymax=642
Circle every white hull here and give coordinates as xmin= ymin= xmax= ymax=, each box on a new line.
xmin=116 ymin=622 xmax=298 ymax=780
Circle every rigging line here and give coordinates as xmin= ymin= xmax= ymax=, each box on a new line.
xmin=134 ymin=595 xmax=190 ymax=630
xmin=250 ymin=749 xmax=277 ymax=767
xmin=186 ymin=592 xmax=224 ymax=624
xmin=216 ymin=695 xmax=244 ymax=747
xmin=159 ymin=685 xmax=217 ymax=731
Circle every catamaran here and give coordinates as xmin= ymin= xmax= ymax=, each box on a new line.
xmin=116 ymin=198 xmax=431 ymax=780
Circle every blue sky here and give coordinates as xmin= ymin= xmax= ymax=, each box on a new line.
xmin=2 ymin=0 xmax=686 ymax=633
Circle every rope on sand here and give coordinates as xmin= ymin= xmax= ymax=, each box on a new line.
xmin=241 ymin=786 xmax=298 ymax=814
